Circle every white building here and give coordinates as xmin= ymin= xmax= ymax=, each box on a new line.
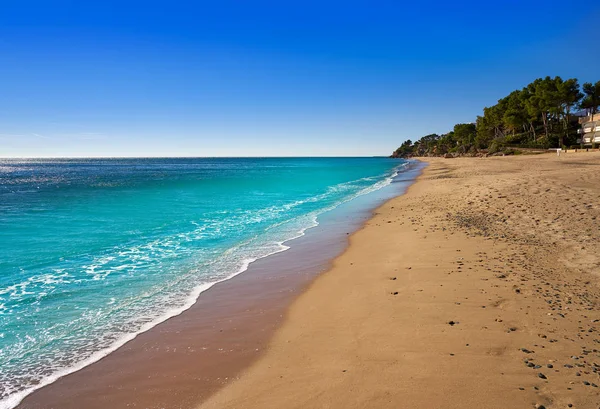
xmin=577 ymin=113 xmax=600 ymax=145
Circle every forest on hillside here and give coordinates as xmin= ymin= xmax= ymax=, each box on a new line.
xmin=392 ymin=77 xmax=600 ymax=157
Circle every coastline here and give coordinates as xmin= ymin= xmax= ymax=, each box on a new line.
xmin=14 ymin=160 xmax=424 ymax=409
xmin=198 ymin=153 xmax=600 ymax=409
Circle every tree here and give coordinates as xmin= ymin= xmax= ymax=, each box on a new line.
xmin=581 ymin=81 xmax=600 ymax=115
xmin=475 ymin=111 xmax=495 ymax=148
xmin=453 ymin=123 xmax=476 ymax=146
xmin=392 ymin=139 xmax=414 ymax=157
xmin=518 ymin=87 xmax=537 ymax=140
xmin=554 ymin=77 xmax=582 ymax=147
xmin=416 ymin=134 xmax=441 ymax=155
xmin=525 ymin=77 xmax=557 ymax=141
xmin=502 ymin=90 xmax=527 ymax=137
xmin=437 ymin=131 xmax=456 ymax=154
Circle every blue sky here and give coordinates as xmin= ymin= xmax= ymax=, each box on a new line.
xmin=1 ymin=0 xmax=599 ymax=157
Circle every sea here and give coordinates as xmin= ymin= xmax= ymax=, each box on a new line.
xmin=0 ymin=157 xmax=410 ymax=408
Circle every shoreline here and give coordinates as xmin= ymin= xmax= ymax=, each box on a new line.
xmin=14 ymin=161 xmax=424 ymax=409
xmin=198 ymin=153 xmax=600 ymax=409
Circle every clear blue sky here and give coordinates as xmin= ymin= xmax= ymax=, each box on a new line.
xmin=1 ymin=0 xmax=599 ymax=157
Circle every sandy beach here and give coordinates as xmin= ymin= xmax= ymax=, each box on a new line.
xmin=198 ymin=152 xmax=600 ymax=409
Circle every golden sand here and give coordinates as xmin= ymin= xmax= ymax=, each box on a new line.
xmin=199 ymin=153 xmax=600 ymax=409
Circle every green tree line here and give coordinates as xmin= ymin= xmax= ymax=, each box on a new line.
xmin=392 ymin=77 xmax=600 ymax=157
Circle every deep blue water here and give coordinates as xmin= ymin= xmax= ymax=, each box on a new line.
xmin=0 ymin=157 xmax=407 ymax=407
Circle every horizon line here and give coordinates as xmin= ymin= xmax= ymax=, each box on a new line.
xmin=0 ymin=155 xmax=393 ymax=159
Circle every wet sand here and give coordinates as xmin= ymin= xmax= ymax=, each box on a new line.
xmin=199 ymin=152 xmax=600 ymax=409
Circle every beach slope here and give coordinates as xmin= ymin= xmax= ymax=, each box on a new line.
xmin=199 ymin=153 xmax=600 ymax=409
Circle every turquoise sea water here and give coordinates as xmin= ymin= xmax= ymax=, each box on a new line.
xmin=0 ymin=157 xmax=407 ymax=407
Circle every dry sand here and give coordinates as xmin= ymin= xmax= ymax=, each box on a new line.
xmin=198 ymin=152 xmax=600 ymax=409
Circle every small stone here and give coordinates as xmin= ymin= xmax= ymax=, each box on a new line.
xmin=537 ymin=373 xmax=547 ymax=379
xmin=546 ymin=364 xmax=553 ymax=369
